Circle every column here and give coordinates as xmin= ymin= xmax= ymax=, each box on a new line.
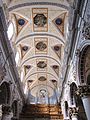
xmin=1 ymin=105 xmax=13 ymax=120
xmin=78 ymin=85 xmax=90 ymax=120
xmin=69 ymin=107 xmax=78 ymax=120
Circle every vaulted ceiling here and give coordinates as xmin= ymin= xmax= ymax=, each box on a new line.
xmin=6 ymin=0 xmax=69 ymax=102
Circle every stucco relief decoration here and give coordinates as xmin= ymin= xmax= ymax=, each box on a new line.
xmin=35 ymin=37 xmax=48 ymax=54
xmin=37 ymin=61 xmax=47 ymax=68
xmin=51 ymin=65 xmax=59 ymax=77
xmin=34 ymin=14 xmax=47 ymax=27
xmin=36 ymin=42 xmax=47 ymax=51
xmin=20 ymin=44 xmax=30 ymax=58
xmin=52 ymin=45 xmax=61 ymax=59
xmin=14 ymin=14 xmax=28 ymax=34
xmin=24 ymin=65 xmax=31 ymax=75
xmin=52 ymin=12 xmax=66 ymax=36
xmin=32 ymin=8 xmax=48 ymax=32
xmin=51 ymin=80 xmax=57 ymax=88
xmin=28 ymin=80 xmax=33 ymax=86
xmin=22 ymin=46 xmax=29 ymax=51
xmin=37 ymin=59 xmax=47 ymax=71
xmin=82 ymin=22 xmax=90 ymax=40
xmin=28 ymin=80 xmax=33 ymax=83
xmin=38 ymin=76 xmax=47 ymax=81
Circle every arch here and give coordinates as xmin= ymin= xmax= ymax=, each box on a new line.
xmin=21 ymin=55 xmax=61 ymax=67
xmin=70 ymin=82 xmax=83 ymax=107
xmin=25 ymin=72 xmax=58 ymax=82
xmin=70 ymin=82 xmax=77 ymax=105
xmin=79 ymin=45 xmax=90 ymax=84
xmin=9 ymin=2 xmax=69 ymax=11
xmin=78 ymin=40 xmax=90 ymax=52
xmin=30 ymin=84 xmax=55 ymax=91
xmin=15 ymin=33 xmax=65 ymax=45
xmin=70 ymin=82 xmax=87 ymax=119
xmin=0 ymin=82 xmax=10 ymax=105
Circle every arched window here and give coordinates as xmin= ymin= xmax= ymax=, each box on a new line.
xmin=15 ymin=51 xmax=20 ymax=64
xmin=7 ymin=22 xmax=14 ymax=40
xmin=70 ymin=82 xmax=77 ymax=105
xmin=0 ymin=82 xmax=10 ymax=105
xmin=79 ymin=46 xmax=90 ymax=84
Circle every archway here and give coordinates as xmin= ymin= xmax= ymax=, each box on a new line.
xmin=0 ymin=82 xmax=11 ymax=120
xmin=78 ymin=45 xmax=90 ymax=120
xmin=0 ymin=82 xmax=10 ymax=105
xmin=70 ymin=83 xmax=87 ymax=120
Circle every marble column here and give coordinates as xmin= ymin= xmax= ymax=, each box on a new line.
xmin=69 ymin=107 xmax=78 ymax=120
xmin=1 ymin=105 xmax=13 ymax=120
xmin=78 ymin=85 xmax=90 ymax=120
